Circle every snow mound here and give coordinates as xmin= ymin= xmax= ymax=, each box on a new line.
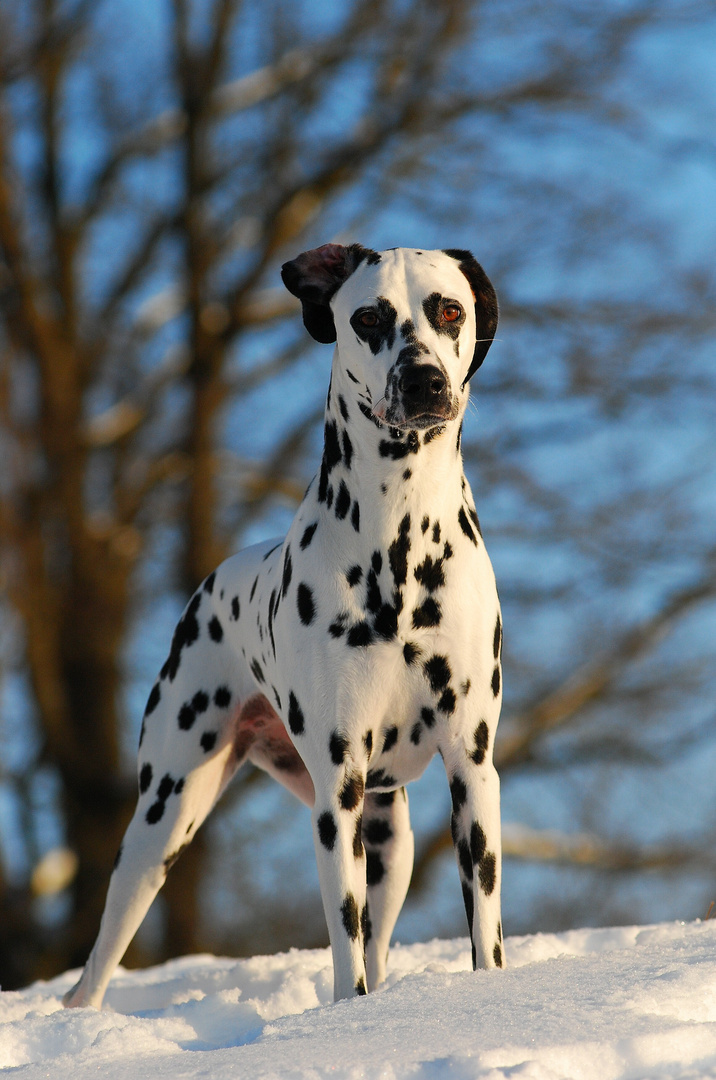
xmin=3 ymin=921 xmax=716 ymax=1079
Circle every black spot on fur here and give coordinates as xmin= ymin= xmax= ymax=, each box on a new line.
xmin=324 ymin=420 xmax=342 ymax=471
xmin=403 ymin=641 xmax=420 ymax=665
xmin=347 ymin=621 xmax=374 ymax=647
xmin=471 ymin=822 xmax=487 ymax=865
xmin=329 ymin=617 xmax=347 ymax=638
xmin=388 ymin=514 xmax=411 ymax=587
xmin=410 ymin=722 xmax=422 ymax=745
xmin=355 ymin=978 xmax=367 ymax=995
xmin=458 ymin=838 xmax=473 ymax=880
xmin=375 ymin=790 xmax=396 ymax=806
xmin=373 ymin=601 xmax=399 ymax=641
xmin=366 ymin=850 xmax=385 ymax=886
xmin=346 ymin=368 xmax=359 ymax=383
xmin=300 ymin=522 xmax=318 ymax=550
xmin=231 ymin=596 xmax=240 ymax=621
xmin=353 ymin=815 xmax=364 ymax=858
xmin=493 ymin=614 xmax=502 ymax=659
xmin=362 ymin=903 xmax=371 ymax=945
xmin=317 ymin=811 xmax=337 ymax=851
xmin=468 ymin=506 xmax=482 ymax=536
xmin=421 ymin=515 xmax=429 ymax=533
xmin=364 ymin=818 xmax=392 ymax=845
xmin=282 ymin=550 xmax=293 ymax=597
xmin=414 ymin=554 xmax=446 ymax=592
xmin=338 ymin=394 xmax=349 ymax=421
xmin=335 ymin=481 xmax=351 ymax=519
xmin=330 ymin=731 xmax=349 ymax=765
xmin=139 ymin=763 xmax=153 ymax=794
xmin=364 ymin=730 xmax=373 ymax=757
xmin=178 ymin=702 xmax=197 ymax=730
xmin=200 ymin=731 xmax=217 ymax=753
xmin=421 ymin=707 xmax=436 ymax=728
xmin=214 ymin=685 xmax=231 ymax=709
xmin=340 ymin=771 xmax=365 ymax=810
xmin=494 ymin=943 xmax=503 ymax=967
xmin=366 ymin=768 xmax=396 ymax=790
xmin=208 ymin=615 xmax=224 ymax=642
xmin=438 ymin=688 xmax=456 ymax=714
xmin=297 ymin=583 xmax=316 ymax=625
xmin=250 ymin=576 xmax=259 ymax=601
xmin=432 ymin=522 xmax=441 ymax=544
xmin=263 ymin=542 xmax=281 ymax=561
xmin=157 ymin=774 xmax=175 ymax=800
xmin=193 ymin=691 xmax=209 ymax=713
xmin=318 ymin=459 xmax=329 ymax=504
xmin=273 ymin=687 xmax=282 ymax=711
xmin=450 ymin=774 xmax=467 ymax=813
xmin=491 ymin=666 xmax=501 ymax=697
xmin=347 ymin=565 xmax=363 ymax=587
xmin=162 ymin=593 xmax=201 ymax=682
xmin=342 ymin=429 xmax=353 ymax=470
xmin=350 ymin=296 xmax=398 ymax=355
xmin=288 ymin=691 xmax=305 ymax=735
xmin=382 ymin=726 xmax=398 ymax=753
xmin=146 ymin=683 xmax=161 ymax=716
xmin=479 ymin=852 xmax=497 ymax=895
xmin=250 ymin=658 xmax=265 ymax=684
xmin=341 ymin=893 xmax=360 ymax=939
xmin=203 ymin=571 xmax=216 ymax=594
xmin=471 ymin=720 xmax=489 ymax=764
xmin=371 ymin=551 xmax=383 ymax=574
xmin=424 ymin=654 xmax=452 ymax=692
xmin=458 ymin=506 xmax=478 ymax=545
xmin=422 ymin=291 xmax=466 ymax=339
xmin=462 ymin=881 xmax=474 ymax=932
xmin=403 ymin=468 xmax=412 ymax=480
xmin=443 ymin=540 xmax=453 ymax=560
xmin=412 ymin=598 xmax=442 ymax=628
xmin=145 ymin=800 xmax=164 ymax=825
xmin=351 ymin=501 xmax=360 ymax=532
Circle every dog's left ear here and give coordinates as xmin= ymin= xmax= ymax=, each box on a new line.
xmin=443 ymin=249 xmax=498 ymax=384
xmin=281 ymin=243 xmax=379 ymax=344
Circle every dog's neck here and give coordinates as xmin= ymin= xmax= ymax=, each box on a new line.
xmin=312 ymin=357 xmax=472 ymax=560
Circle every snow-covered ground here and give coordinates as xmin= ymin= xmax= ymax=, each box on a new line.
xmin=4 ymin=920 xmax=716 ymax=1079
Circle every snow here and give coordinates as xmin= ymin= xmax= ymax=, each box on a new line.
xmin=4 ymin=921 xmax=716 ymax=1079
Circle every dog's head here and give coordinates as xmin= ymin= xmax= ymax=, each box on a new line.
xmin=281 ymin=244 xmax=497 ymax=430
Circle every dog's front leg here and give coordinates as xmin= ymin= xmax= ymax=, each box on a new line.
xmin=311 ymin=752 xmax=369 ymax=1000
xmin=443 ymin=736 xmax=504 ymax=971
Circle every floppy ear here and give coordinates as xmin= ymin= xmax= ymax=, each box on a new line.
xmin=281 ymin=243 xmax=379 ymax=343
xmin=443 ymin=249 xmax=498 ymax=384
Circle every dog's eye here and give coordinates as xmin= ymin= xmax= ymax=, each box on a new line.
xmin=358 ymin=310 xmax=379 ymax=327
xmin=442 ymin=304 xmax=462 ymax=322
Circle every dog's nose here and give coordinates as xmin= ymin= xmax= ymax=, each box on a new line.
xmin=398 ymin=364 xmax=447 ymax=406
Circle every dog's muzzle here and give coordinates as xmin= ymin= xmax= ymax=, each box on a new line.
xmin=395 ymin=363 xmax=455 ymax=427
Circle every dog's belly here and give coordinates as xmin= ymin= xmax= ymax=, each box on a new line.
xmin=233 ymin=692 xmax=315 ymax=806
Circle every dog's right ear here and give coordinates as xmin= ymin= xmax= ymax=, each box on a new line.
xmin=281 ymin=243 xmax=378 ymax=343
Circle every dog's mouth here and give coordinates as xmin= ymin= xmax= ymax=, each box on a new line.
xmin=372 ymin=398 xmax=459 ymax=431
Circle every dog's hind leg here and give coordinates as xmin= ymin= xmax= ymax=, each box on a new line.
xmin=63 ymin=727 xmax=242 ymax=1009
xmin=361 ymin=788 xmax=414 ymax=991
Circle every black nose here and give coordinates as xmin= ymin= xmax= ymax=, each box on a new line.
xmin=398 ymin=364 xmax=447 ymax=406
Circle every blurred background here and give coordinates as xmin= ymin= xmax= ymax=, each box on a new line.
xmin=1 ymin=0 xmax=715 ymax=992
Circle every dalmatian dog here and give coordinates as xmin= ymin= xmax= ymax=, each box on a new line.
xmin=64 ymin=244 xmax=503 ymax=1008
